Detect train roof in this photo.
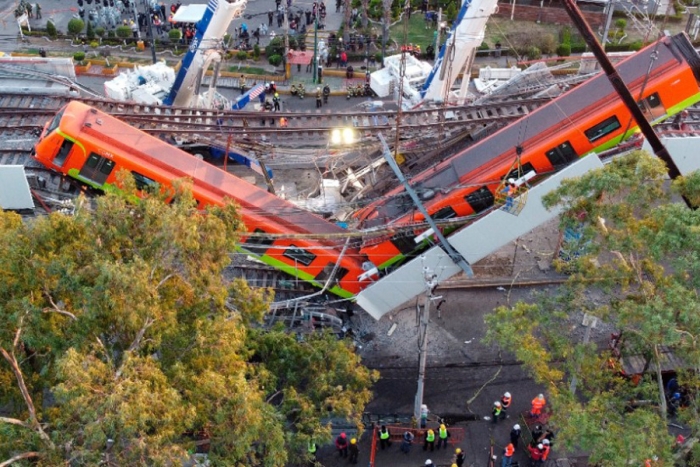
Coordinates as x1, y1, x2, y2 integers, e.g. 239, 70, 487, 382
370, 33, 700, 225
60, 101, 347, 236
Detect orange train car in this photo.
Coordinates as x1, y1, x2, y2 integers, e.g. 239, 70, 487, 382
33, 101, 369, 298
355, 33, 700, 270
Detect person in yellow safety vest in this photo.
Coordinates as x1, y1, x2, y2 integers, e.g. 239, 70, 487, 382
492, 401, 502, 424
530, 393, 546, 418
307, 440, 317, 466
436, 423, 450, 449
423, 428, 435, 452
502, 442, 515, 467
378, 425, 391, 450
500, 391, 512, 420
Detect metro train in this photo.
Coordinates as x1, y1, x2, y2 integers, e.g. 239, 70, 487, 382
33, 101, 369, 298
355, 33, 700, 270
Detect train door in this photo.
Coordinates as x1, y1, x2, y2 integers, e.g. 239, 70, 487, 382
79, 153, 116, 186
53, 138, 74, 168
638, 92, 665, 122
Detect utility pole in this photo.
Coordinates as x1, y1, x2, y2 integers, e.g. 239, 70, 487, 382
600, 0, 615, 50
313, 15, 319, 83
434, 8, 442, 60
414, 267, 440, 421
145, 0, 157, 64
284, 6, 290, 79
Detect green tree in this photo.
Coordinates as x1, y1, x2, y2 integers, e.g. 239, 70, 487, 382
116, 25, 131, 39
67, 18, 85, 38
168, 27, 182, 42
0, 174, 375, 466
46, 20, 57, 38
86, 20, 95, 39
485, 151, 700, 466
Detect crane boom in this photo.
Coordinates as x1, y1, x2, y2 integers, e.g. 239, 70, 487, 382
420, 0, 498, 103
164, 0, 247, 107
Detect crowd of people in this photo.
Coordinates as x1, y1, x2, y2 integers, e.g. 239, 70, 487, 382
314, 392, 556, 467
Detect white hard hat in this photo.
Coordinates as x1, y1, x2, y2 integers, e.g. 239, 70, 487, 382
271, 81, 274, 84
504, 392, 511, 398
537, 444, 543, 449
513, 424, 520, 430
425, 460, 433, 465
508, 178, 515, 184
538, 393, 544, 398
494, 401, 501, 406
543, 439, 550, 445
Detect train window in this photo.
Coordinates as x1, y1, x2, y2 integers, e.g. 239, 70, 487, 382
244, 228, 274, 255
79, 153, 116, 186
584, 116, 621, 142
638, 92, 665, 121
132, 171, 157, 191
391, 233, 418, 255
53, 138, 74, 168
465, 186, 495, 214
283, 245, 316, 266
46, 109, 64, 135
505, 162, 535, 181
432, 206, 457, 220
545, 141, 578, 168
316, 263, 349, 284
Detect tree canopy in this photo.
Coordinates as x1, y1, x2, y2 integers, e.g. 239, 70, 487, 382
485, 151, 700, 466
0, 174, 376, 466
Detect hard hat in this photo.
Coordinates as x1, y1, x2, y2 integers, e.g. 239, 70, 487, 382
543, 439, 550, 445
494, 401, 501, 407
452, 465, 458, 467
513, 424, 520, 430
504, 392, 511, 398
425, 460, 433, 465
673, 392, 681, 399
271, 81, 274, 84
421, 404, 428, 409
537, 443, 543, 449
508, 178, 515, 184
455, 448, 462, 454
340, 432, 346, 438
317, 87, 321, 90
274, 92, 279, 97
440, 424, 446, 430
538, 393, 544, 399
351, 438, 356, 444
428, 429, 434, 434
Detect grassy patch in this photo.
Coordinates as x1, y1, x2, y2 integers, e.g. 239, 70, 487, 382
389, 15, 437, 49
227, 66, 268, 75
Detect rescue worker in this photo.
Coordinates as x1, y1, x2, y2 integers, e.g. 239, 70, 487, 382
322, 83, 330, 104
35, 3, 41, 19
492, 401, 502, 423
530, 393, 546, 418
279, 116, 288, 127
273, 92, 280, 111
348, 437, 359, 464
502, 442, 515, 467
532, 425, 543, 444
510, 424, 522, 448
400, 430, 414, 454
420, 404, 429, 428
335, 432, 348, 458
239, 74, 246, 95
423, 428, 435, 451
454, 447, 465, 467
378, 425, 391, 450
307, 440, 317, 467
269, 81, 277, 93
528, 443, 544, 467
436, 423, 449, 449
501, 391, 512, 419
541, 439, 551, 461
316, 87, 322, 108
